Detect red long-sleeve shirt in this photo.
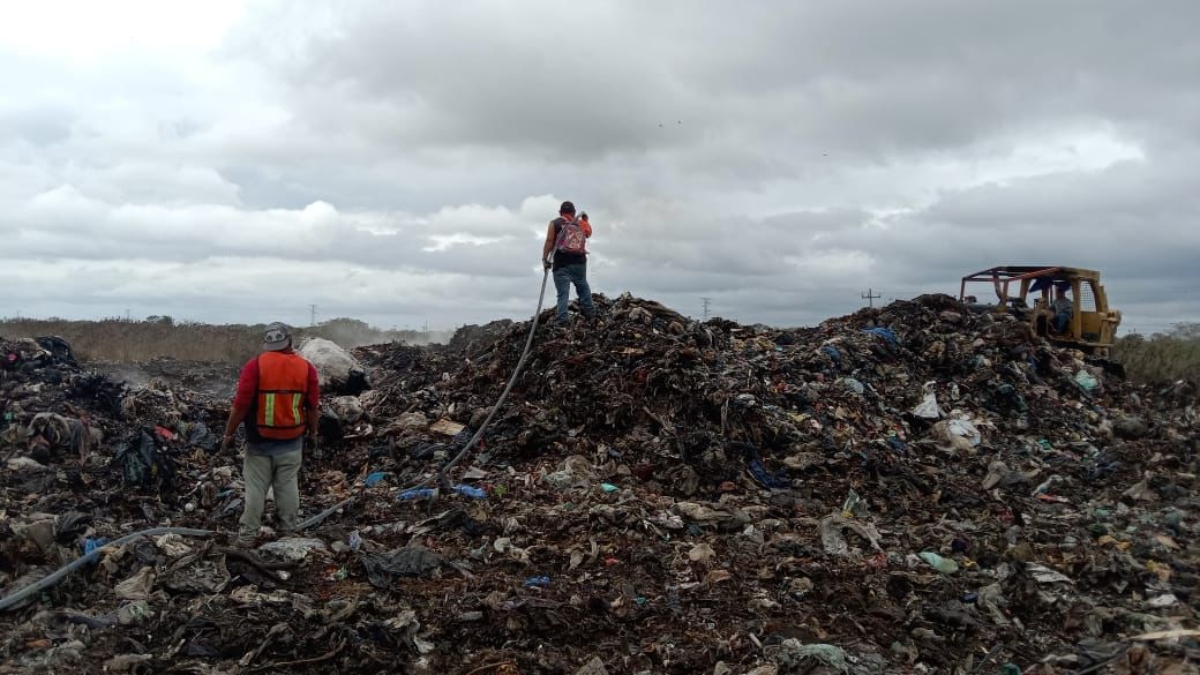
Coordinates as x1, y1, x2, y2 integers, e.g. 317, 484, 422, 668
233, 351, 320, 411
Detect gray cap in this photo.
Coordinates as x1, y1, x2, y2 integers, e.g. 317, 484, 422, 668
262, 322, 293, 351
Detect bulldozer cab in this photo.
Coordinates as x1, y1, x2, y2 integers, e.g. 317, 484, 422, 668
959, 266, 1122, 356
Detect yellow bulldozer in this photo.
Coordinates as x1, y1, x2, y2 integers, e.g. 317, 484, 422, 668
959, 265, 1122, 356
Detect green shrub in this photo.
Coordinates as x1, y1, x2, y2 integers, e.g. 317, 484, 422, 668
1113, 330, 1200, 384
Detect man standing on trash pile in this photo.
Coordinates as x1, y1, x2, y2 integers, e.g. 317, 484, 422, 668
542, 200, 597, 326
220, 322, 319, 548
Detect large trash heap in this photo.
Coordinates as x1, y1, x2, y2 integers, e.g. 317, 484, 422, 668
1, 294, 1198, 674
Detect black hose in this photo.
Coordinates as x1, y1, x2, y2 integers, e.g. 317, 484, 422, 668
296, 495, 357, 531
437, 266, 551, 479
0, 527, 214, 612
1, 270, 553, 610
299, 267, 552, 527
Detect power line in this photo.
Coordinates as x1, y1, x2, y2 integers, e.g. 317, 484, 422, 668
700, 297, 712, 320
860, 288, 881, 308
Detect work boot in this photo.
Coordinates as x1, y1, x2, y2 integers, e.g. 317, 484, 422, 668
233, 536, 257, 549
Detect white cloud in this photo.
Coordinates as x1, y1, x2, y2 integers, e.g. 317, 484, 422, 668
0, 0, 246, 62
0, 0, 1197, 336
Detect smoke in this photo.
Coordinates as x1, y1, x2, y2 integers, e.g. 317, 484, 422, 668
92, 363, 150, 389
299, 320, 454, 350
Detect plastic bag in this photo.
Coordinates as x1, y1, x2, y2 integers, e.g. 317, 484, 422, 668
911, 382, 945, 419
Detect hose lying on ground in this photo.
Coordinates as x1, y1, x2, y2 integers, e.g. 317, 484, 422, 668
296, 495, 358, 531
0, 527, 214, 612
436, 265, 551, 480
1, 269, 553, 609
301, 266, 554, 530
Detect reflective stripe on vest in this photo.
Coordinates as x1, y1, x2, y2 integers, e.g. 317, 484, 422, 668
259, 391, 303, 428
264, 392, 277, 425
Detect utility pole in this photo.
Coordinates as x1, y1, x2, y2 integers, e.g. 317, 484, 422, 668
125, 308, 131, 322
700, 297, 712, 320
423, 320, 429, 333
309, 304, 318, 327
861, 288, 881, 308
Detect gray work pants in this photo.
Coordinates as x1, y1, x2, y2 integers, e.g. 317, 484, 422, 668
238, 448, 302, 540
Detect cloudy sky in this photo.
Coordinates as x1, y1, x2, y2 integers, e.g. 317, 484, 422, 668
1, 0, 1197, 335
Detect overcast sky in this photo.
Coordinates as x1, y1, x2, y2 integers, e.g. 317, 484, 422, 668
1, 0, 1197, 335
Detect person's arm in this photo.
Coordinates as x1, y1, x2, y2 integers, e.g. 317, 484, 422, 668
541, 221, 556, 266
305, 363, 320, 439
221, 359, 258, 450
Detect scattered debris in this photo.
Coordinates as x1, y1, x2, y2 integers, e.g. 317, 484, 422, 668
3, 292, 1199, 673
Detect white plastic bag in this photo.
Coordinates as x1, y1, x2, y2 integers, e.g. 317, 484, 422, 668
911, 381, 945, 419
298, 337, 362, 389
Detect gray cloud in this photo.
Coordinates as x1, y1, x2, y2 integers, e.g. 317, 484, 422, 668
239, 0, 1200, 163
0, 106, 75, 146
0, 0, 1197, 337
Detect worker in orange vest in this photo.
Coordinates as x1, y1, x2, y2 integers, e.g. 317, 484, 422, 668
221, 322, 320, 548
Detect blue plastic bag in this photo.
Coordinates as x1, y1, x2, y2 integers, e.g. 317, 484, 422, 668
861, 327, 899, 347
452, 484, 486, 499
748, 459, 789, 489
364, 471, 389, 487
820, 345, 842, 366
399, 488, 437, 500
83, 537, 109, 555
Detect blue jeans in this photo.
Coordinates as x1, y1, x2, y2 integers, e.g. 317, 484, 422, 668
552, 263, 595, 323
1053, 311, 1070, 333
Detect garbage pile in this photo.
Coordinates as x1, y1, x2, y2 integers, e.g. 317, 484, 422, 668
447, 318, 517, 357
1, 294, 1198, 675
2, 337, 123, 466
2, 337, 233, 522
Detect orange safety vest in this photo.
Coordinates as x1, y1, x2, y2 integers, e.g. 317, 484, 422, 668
254, 351, 311, 440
